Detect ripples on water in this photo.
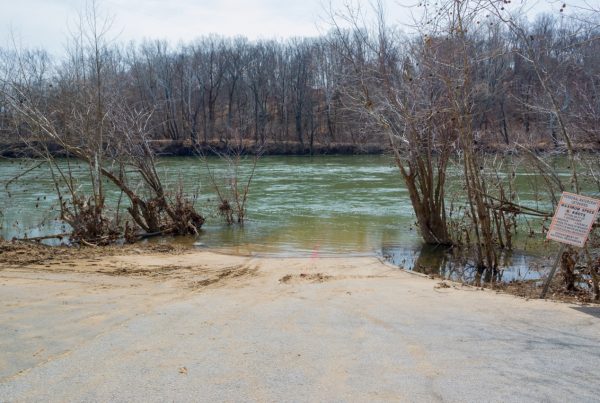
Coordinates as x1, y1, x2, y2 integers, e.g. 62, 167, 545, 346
0, 155, 563, 282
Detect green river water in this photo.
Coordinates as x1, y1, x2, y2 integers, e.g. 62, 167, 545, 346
0, 155, 582, 281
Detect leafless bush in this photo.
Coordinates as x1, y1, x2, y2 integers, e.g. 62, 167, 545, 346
102, 105, 206, 238
202, 144, 261, 225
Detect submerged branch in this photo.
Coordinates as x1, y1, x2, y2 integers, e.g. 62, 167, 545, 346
483, 193, 553, 218
13, 233, 70, 242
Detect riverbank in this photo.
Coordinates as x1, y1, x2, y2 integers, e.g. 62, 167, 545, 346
0, 139, 387, 158
1, 241, 599, 401
2, 138, 600, 158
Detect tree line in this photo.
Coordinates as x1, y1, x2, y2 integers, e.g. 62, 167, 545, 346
1, 7, 599, 155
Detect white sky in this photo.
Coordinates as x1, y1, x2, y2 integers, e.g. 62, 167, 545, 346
1, 0, 596, 56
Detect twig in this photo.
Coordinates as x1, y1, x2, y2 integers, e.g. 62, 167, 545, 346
4, 161, 46, 189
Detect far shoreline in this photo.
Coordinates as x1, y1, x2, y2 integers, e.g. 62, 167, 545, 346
2, 139, 600, 158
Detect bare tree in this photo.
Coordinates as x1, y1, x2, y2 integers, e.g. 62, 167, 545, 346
329, 2, 456, 245
1, 1, 206, 244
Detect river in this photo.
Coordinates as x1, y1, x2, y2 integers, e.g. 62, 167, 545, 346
0, 155, 577, 281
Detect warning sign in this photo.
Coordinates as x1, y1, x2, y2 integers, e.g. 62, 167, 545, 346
546, 192, 600, 247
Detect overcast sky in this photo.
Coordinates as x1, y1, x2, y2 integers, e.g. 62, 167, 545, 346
1, 0, 595, 56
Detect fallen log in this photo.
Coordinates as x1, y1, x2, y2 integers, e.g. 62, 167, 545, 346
135, 229, 175, 240
12, 233, 70, 243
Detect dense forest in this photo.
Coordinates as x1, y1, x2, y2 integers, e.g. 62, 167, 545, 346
1, 4, 599, 155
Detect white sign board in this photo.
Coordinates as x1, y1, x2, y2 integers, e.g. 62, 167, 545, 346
546, 192, 600, 248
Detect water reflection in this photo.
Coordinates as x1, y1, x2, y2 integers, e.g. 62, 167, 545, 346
382, 243, 547, 284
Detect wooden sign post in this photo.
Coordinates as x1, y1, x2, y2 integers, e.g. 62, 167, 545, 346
540, 192, 600, 299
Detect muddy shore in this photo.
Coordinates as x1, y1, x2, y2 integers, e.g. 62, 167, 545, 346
0, 241, 596, 304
